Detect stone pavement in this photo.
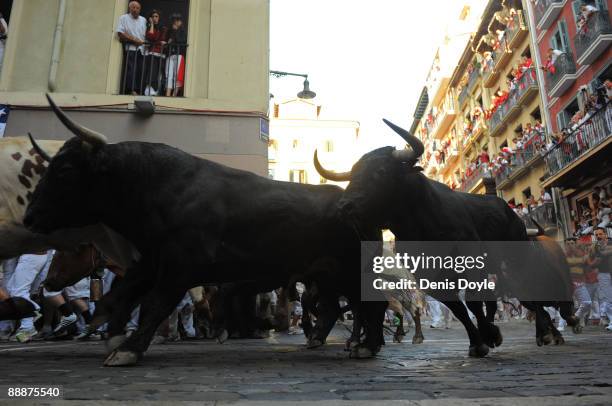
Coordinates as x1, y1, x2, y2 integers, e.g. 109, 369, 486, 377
0, 320, 611, 405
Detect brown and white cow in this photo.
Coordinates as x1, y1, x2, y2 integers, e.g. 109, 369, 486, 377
0, 136, 138, 267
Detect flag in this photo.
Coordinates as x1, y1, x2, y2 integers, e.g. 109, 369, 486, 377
0, 104, 9, 138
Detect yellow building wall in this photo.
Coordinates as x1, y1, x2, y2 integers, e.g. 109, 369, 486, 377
0, 0, 269, 114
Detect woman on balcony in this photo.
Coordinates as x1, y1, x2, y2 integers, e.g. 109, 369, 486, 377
144, 10, 167, 96
165, 13, 187, 97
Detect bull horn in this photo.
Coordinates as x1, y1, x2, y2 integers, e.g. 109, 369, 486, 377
46, 93, 108, 147
313, 150, 352, 182
382, 118, 424, 159
27, 132, 52, 162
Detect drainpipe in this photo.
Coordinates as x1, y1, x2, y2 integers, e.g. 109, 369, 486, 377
525, 0, 553, 138
48, 0, 67, 92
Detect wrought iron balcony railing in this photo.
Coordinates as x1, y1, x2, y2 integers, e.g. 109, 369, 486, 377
459, 165, 492, 193
494, 133, 544, 186
574, 11, 612, 65
545, 52, 576, 94
120, 42, 188, 97
535, 0, 564, 29
544, 102, 612, 177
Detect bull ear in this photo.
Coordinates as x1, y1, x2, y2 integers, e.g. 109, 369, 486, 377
46, 94, 108, 149
28, 133, 53, 162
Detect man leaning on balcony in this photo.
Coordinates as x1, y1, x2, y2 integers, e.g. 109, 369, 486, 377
117, 1, 147, 95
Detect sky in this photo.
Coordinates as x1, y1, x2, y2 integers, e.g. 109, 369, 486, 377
270, 0, 460, 154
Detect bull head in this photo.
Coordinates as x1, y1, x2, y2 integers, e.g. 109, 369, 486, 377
314, 119, 424, 181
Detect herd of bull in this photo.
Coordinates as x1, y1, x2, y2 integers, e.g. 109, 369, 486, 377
0, 94, 579, 366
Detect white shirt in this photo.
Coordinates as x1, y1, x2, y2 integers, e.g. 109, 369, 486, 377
550, 49, 564, 65
117, 13, 146, 52
542, 192, 552, 202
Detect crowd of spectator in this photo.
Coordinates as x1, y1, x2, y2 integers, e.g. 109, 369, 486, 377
573, 186, 611, 239
118, 1, 187, 97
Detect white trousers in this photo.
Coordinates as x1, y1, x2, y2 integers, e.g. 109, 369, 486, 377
585, 282, 600, 319
573, 283, 593, 321
598, 273, 612, 325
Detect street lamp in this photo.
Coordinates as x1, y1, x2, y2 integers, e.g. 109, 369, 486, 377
270, 70, 317, 100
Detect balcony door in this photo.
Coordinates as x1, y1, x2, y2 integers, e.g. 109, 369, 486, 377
550, 20, 571, 53
140, 0, 190, 33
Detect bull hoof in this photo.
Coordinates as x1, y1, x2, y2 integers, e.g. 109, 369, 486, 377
541, 332, 554, 346
468, 344, 489, 358
349, 345, 375, 359
412, 335, 424, 344
565, 316, 579, 328
307, 338, 324, 349
553, 334, 565, 345
536, 336, 544, 346
105, 335, 127, 354
480, 324, 503, 348
103, 350, 140, 367
393, 334, 405, 343
572, 324, 583, 334
345, 339, 359, 351
216, 329, 229, 344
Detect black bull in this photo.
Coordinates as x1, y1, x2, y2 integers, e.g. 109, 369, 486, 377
23, 95, 387, 366
315, 119, 578, 356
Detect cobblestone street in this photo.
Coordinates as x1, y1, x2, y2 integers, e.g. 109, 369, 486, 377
0, 320, 611, 405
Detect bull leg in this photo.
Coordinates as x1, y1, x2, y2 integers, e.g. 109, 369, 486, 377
443, 300, 488, 357
393, 312, 405, 343
466, 299, 502, 349
522, 302, 555, 346
411, 307, 424, 344
346, 309, 362, 351
104, 285, 185, 367
97, 270, 153, 342
306, 293, 340, 349
350, 300, 387, 359
300, 289, 317, 341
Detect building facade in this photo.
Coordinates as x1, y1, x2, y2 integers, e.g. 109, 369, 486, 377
268, 98, 359, 186
415, 0, 563, 236
0, 0, 270, 175
529, 0, 611, 238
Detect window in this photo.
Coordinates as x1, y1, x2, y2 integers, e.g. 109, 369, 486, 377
319, 176, 327, 184
572, 1, 608, 28
521, 47, 531, 58
292, 139, 300, 149
267, 168, 275, 180
324, 140, 334, 152
119, 0, 191, 97
530, 107, 541, 121
289, 169, 307, 184
522, 187, 532, 200
557, 97, 579, 130
550, 20, 570, 53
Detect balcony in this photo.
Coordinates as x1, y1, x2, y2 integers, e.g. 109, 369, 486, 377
439, 140, 460, 174
459, 165, 493, 194
546, 52, 577, 98
535, 0, 566, 31
461, 115, 487, 153
506, 11, 528, 50
519, 203, 557, 230
488, 69, 539, 137
466, 67, 481, 93
120, 42, 188, 97
430, 92, 457, 140
458, 86, 469, 109
574, 11, 612, 66
494, 135, 544, 189
482, 51, 500, 88
544, 102, 612, 178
